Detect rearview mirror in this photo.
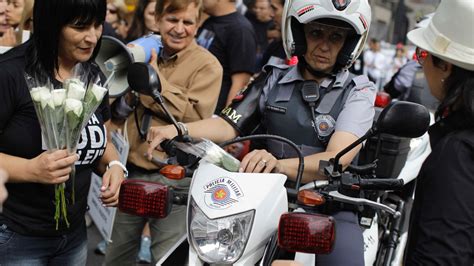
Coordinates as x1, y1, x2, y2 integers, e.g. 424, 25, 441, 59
126, 62, 185, 137
332, 101, 430, 173
376, 101, 430, 138
127, 62, 162, 99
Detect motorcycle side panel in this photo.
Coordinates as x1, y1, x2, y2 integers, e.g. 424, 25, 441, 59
363, 214, 379, 266
395, 132, 431, 185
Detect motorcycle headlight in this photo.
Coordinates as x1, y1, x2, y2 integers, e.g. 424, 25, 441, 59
188, 198, 255, 264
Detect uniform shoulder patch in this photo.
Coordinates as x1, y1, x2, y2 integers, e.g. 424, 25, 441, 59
221, 107, 243, 124
352, 75, 375, 93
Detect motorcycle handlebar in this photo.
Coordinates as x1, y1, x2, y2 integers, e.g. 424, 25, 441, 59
160, 139, 174, 155
345, 161, 377, 175
358, 178, 404, 190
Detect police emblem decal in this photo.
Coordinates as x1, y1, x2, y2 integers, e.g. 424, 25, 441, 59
204, 177, 244, 209
315, 114, 336, 137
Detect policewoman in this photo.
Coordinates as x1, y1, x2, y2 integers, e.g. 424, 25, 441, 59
147, 0, 376, 264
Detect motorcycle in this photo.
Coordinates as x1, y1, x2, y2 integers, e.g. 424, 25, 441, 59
362, 92, 433, 266
117, 63, 430, 265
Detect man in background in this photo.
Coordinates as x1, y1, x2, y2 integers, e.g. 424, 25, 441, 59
197, 0, 257, 113
364, 38, 386, 89
105, 0, 222, 263
246, 0, 273, 70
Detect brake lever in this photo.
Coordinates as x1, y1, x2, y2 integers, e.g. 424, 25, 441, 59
328, 191, 400, 217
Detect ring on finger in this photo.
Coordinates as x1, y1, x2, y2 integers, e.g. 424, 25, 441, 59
259, 159, 268, 167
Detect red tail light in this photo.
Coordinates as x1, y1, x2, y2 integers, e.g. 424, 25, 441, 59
159, 165, 185, 180
278, 212, 335, 254
375, 91, 391, 108
118, 180, 173, 218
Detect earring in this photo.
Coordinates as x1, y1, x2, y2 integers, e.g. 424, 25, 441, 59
441, 78, 445, 83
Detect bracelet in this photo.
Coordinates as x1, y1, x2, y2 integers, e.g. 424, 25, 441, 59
107, 160, 129, 178
176, 122, 188, 136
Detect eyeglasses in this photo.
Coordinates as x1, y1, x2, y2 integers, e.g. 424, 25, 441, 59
416, 47, 429, 66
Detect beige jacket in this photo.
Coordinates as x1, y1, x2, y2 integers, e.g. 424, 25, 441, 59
126, 40, 222, 169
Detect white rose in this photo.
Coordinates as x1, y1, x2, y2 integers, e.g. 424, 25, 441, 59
65, 98, 83, 117
67, 83, 86, 101
65, 78, 84, 90
30, 86, 50, 102
90, 84, 107, 102
39, 90, 54, 110
52, 89, 67, 107
203, 146, 225, 164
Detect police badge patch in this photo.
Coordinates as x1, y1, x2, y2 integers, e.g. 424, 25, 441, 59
315, 114, 336, 137
203, 177, 244, 209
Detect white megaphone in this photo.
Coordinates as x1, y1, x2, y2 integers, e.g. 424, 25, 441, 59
95, 34, 162, 97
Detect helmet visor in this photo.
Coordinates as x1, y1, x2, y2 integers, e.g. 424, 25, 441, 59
304, 21, 352, 44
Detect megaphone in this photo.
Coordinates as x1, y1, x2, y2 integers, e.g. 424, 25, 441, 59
95, 34, 162, 97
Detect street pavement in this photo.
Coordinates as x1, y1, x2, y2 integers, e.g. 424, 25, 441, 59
86, 218, 152, 266
86, 221, 106, 266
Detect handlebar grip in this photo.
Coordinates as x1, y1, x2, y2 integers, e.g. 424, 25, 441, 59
358, 178, 404, 190
160, 139, 176, 156
346, 162, 377, 175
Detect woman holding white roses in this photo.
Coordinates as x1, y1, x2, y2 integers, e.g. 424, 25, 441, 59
0, 0, 125, 265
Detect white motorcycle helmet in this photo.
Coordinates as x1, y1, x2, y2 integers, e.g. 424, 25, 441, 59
282, 0, 371, 69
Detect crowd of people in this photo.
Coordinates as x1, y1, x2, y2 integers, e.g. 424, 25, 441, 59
0, 0, 33, 47
0, 0, 473, 265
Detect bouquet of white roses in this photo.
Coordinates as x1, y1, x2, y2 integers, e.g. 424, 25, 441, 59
64, 72, 108, 203
25, 64, 109, 229
26, 73, 69, 229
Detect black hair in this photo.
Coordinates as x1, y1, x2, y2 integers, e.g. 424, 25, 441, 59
432, 56, 474, 123
126, 0, 156, 42
26, 0, 106, 80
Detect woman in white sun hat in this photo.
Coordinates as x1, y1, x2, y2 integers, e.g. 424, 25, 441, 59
404, 0, 474, 264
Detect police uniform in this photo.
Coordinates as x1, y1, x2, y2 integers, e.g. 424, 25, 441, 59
220, 63, 376, 265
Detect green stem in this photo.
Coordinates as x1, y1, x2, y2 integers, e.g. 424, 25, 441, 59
54, 183, 70, 230
54, 185, 60, 230
71, 166, 76, 204
61, 183, 70, 228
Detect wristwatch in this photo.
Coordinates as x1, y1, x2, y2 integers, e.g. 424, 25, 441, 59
176, 122, 188, 136
107, 160, 128, 178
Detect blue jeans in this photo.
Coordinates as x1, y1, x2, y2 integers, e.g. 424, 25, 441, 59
0, 222, 87, 266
